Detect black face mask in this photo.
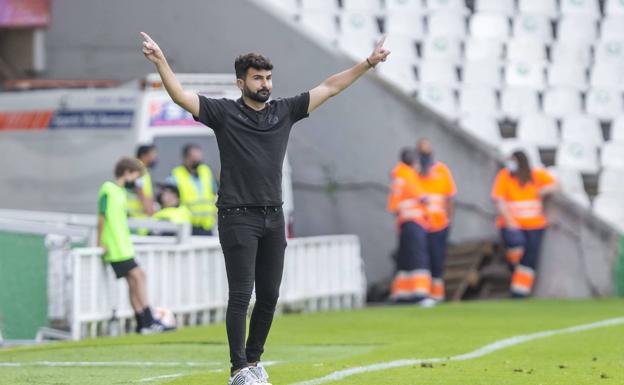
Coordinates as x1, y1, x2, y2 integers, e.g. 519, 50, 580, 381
419, 153, 434, 174
124, 180, 137, 190
147, 160, 158, 170
189, 161, 202, 171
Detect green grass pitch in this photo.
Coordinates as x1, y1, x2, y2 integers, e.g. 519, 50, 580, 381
0, 299, 622, 384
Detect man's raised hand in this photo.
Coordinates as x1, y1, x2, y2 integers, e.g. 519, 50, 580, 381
140, 32, 164, 64
368, 35, 391, 66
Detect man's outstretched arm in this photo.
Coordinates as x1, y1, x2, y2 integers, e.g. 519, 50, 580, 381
308, 36, 390, 113
140, 32, 199, 117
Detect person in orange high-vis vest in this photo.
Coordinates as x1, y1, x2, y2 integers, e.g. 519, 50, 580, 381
387, 148, 431, 303
415, 138, 457, 302
491, 150, 559, 298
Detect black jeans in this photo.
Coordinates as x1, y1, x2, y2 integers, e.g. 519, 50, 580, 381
218, 206, 286, 372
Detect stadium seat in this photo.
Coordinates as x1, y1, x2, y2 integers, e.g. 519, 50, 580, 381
500, 140, 544, 167
518, 0, 558, 19
593, 192, 624, 231
464, 38, 504, 62
605, 0, 624, 16
463, 59, 503, 88
610, 116, 624, 142
459, 114, 503, 145
551, 41, 593, 67
339, 11, 381, 37
595, 39, 624, 64
299, 11, 338, 41
427, 12, 467, 39
547, 63, 588, 90
475, 0, 516, 16
601, 142, 624, 169
586, 88, 624, 121
342, 0, 382, 12
417, 83, 458, 118
384, 14, 426, 40
459, 86, 500, 117
590, 62, 624, 90
512, 14, 554, 43
300, 0, 339, 12
600, 16, 624, 39
425, 0, 469, 15
560, 0, 601, 20
543, 89, 583, 120
555, 140, 600, 173
517, 114, 559, 148
469, 12, 511, 41
338, 35, 376, 59
385, 0, 426, 14
419, 60, 459, 87
561, 115, 604, 145
501, 87, 540, 120
548, 167, 591, 207
377, 59, 418, 94
421, 36, 462, 64
599, 169, 624, 191
507, 38, 547, 63
384, 34, 418, 59
557, 17, 598, 45
505, 61, 546, 90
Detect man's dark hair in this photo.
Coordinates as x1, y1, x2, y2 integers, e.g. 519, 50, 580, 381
114, 157, 144, 178
234, 53, 273, 80
182, 143, 201, 159
400, 147, 416, 165
136, 144, 156, 159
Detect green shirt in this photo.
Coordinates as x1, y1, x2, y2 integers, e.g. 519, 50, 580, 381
98, 181, 134, 263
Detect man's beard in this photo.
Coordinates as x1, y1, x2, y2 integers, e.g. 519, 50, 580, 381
243, 86, 271, 103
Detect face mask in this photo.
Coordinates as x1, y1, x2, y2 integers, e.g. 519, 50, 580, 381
419, 153, 433, 173
124, 180, 137, 190
506, 159, 519, 173
190, 161, 202, 170
148, 160, 157, 169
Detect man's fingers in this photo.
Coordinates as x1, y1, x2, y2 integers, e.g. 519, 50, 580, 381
375, 34, 387, 49
140, 31, 154, 43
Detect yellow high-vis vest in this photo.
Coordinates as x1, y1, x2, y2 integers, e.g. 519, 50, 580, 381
172, 165, 217, 230
127, 169, 153, 218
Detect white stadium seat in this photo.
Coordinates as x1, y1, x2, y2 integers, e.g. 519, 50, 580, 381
598, 169, 624, 192
463, 59, 503, 88
555, 141, 600, 173
543, 88, 583, 120
377, 59, 418, 94
548, 63, 588, 90
459, 86, 500, 117
425, 0, 469, 15
590, 62, 624, 90
561, 115, 604, 145
505, 61, 546, 90
418, 84, 458, 118
384, 34, 418, 59
385, 14, 426, 40
427, 12, 467, 39
551, 41, 593, 67
464, 38, 504, 62
610, 116, 624, 142
469, 12, 511, 41
601, 142, 624, 169
501, 87, 540, 120
605, 0, 624, 16
548, 167, 591, 207
593, 192, 624, 231
560, 0, 601, 20
476, 0, 516, 16
338, 35, 376, 58
601, 16, 624, 39
516, 114, 559, 148
340, 11, 380, 37
586, 88, 623, 120
342, 0, 382, 12
300, 0, 339, 12
299, 11, 339, 41
518, 0, 558, 19
595, 39, 624, 64
507, 38, 547, 63
421, 36, 462, 63
385, 0, 426, 14
512, 14, 554, 43
419, 60, 459, 86
557, 17, 598, 45
459, 115, 503, 145
500, 140, 543, 167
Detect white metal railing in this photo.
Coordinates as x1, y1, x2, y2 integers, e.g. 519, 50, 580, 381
63, 235, 364, 340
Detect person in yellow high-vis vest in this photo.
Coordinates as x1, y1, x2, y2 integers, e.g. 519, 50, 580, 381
126, 145, 158, 235
168, 144, 217, 235
153, 184, 192, 229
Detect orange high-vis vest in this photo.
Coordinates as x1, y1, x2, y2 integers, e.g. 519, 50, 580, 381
387, 162, 427, 228
416, 162, 457, 232
491, 168, 557, 230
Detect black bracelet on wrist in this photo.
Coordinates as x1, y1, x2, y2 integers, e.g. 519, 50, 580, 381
366, 57, 376, 68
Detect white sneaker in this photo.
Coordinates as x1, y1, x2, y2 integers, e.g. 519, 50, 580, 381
228, 367, 262, 385
249, 363, 271, 384
417, 298, 438, 308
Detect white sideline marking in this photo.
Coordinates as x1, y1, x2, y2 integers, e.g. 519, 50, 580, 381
290, 317, 624, 385
135, 373, 183, 383
0, 361, 220, 368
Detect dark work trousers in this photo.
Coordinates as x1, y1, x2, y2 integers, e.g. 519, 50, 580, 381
218, 206, 286, 372
428, 227, 449, 280
192, 226, 213, 236
397, 221, 429, 272
501, 227, 545, 297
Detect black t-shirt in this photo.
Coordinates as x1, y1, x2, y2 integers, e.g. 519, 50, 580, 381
193, 92, 310, 208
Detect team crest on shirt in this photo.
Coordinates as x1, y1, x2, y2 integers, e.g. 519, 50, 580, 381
268, 114, 279, 125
